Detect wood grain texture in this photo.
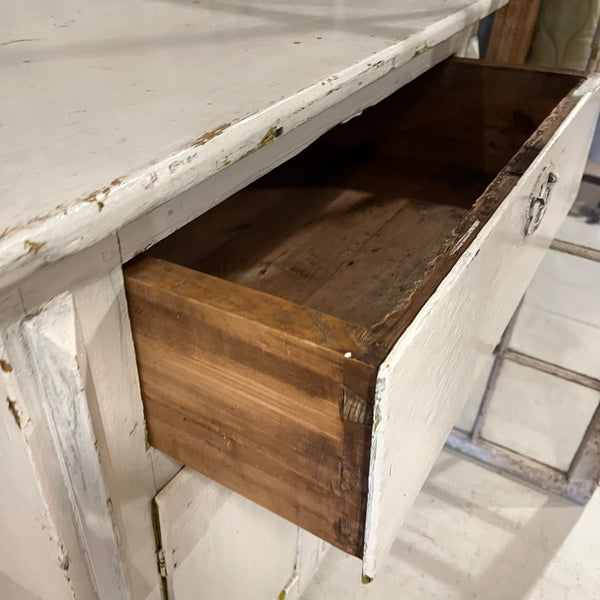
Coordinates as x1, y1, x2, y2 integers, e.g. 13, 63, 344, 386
124, 61, 598, 568
486, 0, 542, 64
126, 258, 375, 555
150, 60, 581, 342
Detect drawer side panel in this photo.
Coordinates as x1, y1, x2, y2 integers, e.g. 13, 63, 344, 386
125, 259, 375, 555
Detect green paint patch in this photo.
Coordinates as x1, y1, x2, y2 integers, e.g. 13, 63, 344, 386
362, 574, 373, 584
24, 239, 46, 255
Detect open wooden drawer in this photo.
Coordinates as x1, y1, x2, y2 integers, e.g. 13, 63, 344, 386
124, 59, 599, 578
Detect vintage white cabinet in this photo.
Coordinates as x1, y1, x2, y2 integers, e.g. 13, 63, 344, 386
1, 1, 598, 599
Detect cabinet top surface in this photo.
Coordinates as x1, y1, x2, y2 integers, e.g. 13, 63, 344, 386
0, 0, 504, 284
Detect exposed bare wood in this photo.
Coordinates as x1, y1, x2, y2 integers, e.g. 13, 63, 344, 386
125, 258, 375, 556
486, 0, 542, 65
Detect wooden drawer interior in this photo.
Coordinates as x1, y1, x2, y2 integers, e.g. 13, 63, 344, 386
125, 59, 583, 557
143, 61, 580, 330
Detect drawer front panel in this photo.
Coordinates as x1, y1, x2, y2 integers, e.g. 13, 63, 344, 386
363, 87, 600, 578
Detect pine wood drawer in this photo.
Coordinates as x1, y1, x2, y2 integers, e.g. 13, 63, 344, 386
124, 60, 599, 578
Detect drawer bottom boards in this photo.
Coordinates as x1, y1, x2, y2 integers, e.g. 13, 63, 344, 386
124, 59, 598, 576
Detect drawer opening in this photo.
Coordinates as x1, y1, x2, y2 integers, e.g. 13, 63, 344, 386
142, 60, 582, 332
124, 59, 585, 558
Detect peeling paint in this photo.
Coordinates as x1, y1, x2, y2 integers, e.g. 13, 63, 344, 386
451, 220, 480, 255
2, 157, 138, 260
240, 125, 283, 160
133, 242, 152, 257
258, 125, 281, 148
412, 42, 431, 59
24, 239, 46, 255
80, 177, 123, 212
0, 359, 12, 372
373, 404, 382, 431
191, 122, 231, 148
59, 554, 70, 571
6, 396, 20, 429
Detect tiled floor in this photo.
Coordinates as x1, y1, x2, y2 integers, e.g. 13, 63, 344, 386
302, 450, 600, 600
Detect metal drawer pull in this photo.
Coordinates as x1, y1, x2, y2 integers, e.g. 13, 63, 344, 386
525, 171, 558, 236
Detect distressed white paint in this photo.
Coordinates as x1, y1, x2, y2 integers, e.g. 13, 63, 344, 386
118, 25, 475, 263
0, 0, 506, 286
153, 466, 329, 600
481, 361, 599, 471
19, 293, 129, 599
0, 289, 101, 599
362, 78, 600, 579
0, 337, 78, 600
16, 236, 178, 599
155, 468, 302, 600
287, 533, 331, 600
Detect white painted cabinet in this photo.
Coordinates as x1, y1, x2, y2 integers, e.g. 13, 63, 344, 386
154, 469, 329, 600
5, 1, 600, 598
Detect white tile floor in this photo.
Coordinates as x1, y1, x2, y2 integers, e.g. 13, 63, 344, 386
302, 450, 600, 599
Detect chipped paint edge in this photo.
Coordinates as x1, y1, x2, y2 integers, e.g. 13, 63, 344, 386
361, 78, 600, 579
21, 293, 131, 599
0, 0, 508, 288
